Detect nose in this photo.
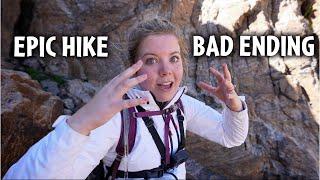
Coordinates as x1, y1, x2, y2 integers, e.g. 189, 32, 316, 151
159, 60, 173, 76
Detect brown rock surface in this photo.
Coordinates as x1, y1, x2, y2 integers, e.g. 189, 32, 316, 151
1, 0, 319, 179
1, 69, 64, 175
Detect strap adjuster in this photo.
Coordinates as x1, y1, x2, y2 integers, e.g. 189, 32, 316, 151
164, 104, 179, 114
171, 104, 179, 111
156, 169, 164, 177
177, 115, 184, 122
115, 154, 123, 161
145, 168, 164, 178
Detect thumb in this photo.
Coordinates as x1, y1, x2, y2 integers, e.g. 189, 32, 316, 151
121, 97, 149, 109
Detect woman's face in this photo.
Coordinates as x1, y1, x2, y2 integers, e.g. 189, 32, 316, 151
136, 34, 183, 102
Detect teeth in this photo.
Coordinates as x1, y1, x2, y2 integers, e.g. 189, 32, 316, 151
161, 82, 171, 85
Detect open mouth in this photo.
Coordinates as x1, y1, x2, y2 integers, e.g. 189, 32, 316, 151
157, 82, 173, 91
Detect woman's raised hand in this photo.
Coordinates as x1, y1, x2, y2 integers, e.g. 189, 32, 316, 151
197, 63, 243, 112
67, 60, 148, 135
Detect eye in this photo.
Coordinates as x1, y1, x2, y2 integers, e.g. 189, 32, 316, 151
145, 57, 158, 65
170, 55, 180, 63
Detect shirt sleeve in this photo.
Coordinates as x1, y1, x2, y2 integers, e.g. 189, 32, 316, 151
184, 95, 249, 148
3, 115, 89, 179
4, 113, 121, 179
67, 113, 121, 179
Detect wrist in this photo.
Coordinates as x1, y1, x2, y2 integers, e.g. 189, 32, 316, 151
67, 111, 93, 136
226, 96, 243, 112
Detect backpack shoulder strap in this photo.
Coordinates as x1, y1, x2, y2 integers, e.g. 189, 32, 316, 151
175, 99, 185, 150
118, 107, 137, 153
176, 98, 184, 113
108, 106, 137, 179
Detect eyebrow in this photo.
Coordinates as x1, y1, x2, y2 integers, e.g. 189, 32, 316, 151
142, 51, 180, 57
170, 51, 180, 55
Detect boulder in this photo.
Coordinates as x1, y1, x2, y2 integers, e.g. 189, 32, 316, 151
1, 69, 64, 175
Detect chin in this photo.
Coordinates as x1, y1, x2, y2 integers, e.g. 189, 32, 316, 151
153, 87, 179, 102
155, 93, 175, 102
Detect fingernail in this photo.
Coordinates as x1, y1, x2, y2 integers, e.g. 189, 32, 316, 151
134, 61, 141, 67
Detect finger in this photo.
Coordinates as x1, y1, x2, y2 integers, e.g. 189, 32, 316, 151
197, 82, 218, 94
114, 60, 143, 85
121, 97, 149, 109
225, 81, 235, 93
226, 91, 238, 100
222, 63, 232, 81
118, 74, 148, 94
210, 66, 224, 83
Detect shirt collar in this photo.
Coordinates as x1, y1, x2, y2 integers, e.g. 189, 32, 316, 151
126, 86, 187, 111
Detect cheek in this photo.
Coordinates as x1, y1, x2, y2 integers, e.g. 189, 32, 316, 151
137, 68, 156, 88
174, 63, 184, 80
137, 68, 153, 79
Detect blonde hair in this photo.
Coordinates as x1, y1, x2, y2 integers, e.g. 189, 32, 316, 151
128, 18, 188, 74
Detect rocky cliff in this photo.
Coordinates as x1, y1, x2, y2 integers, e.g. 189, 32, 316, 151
1, 0, 319, 178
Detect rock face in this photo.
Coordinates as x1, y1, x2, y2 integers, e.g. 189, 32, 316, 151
1, 0, 21, 58
1, 69, 64, 175
1, 0, 319, 179
61, 79, 100, 112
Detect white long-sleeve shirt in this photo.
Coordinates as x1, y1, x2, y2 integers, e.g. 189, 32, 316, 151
4, 86, 249, 179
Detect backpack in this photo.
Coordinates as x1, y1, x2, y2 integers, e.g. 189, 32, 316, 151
90, 98, 187, 180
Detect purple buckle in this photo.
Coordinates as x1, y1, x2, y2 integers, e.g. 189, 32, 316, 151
164, 108, 170, 114
132, 112, 138, 118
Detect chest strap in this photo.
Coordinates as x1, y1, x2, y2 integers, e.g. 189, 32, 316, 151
133, 103, 179, 118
